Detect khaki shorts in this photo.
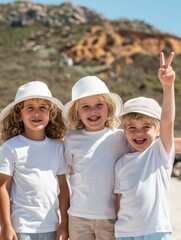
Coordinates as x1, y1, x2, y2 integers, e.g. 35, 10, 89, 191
69, 215, 116, 240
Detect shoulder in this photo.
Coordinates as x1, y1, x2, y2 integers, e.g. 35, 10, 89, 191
109, 128, 127, 148
65, 130, 80, 138
46, 138, 63, 149
64, 130, 83, 143
0, 137, 20, 157
111, 128, 125, 138
1, 135, 20, 149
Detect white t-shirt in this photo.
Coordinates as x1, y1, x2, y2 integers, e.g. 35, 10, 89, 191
0, 135, 68, 233
64, 127, 128, 219
114, 138, 175, 237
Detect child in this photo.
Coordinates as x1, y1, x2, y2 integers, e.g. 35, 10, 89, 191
114, 52, 175, 239
0, 81, 70, 240
62, 76, 129, 240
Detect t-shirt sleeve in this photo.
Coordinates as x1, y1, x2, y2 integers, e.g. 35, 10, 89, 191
157, 138, 175, 168
114, 160, 122, 194
0, 143, 15, 176
57, 144, 69, 175
63, 136, 73, 166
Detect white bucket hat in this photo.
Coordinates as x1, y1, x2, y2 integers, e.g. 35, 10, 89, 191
120, 96, 162, 120
62, 76, 123, 121
0, 81, 64, 122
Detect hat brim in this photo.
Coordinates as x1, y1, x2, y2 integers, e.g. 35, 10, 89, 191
0, 95, 64, 122
62, 92, 123, 121
120, 109, 161, 120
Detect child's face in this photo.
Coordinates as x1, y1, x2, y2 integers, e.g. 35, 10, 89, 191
77, 95, 109, 132
20, 98, 50, 140
124, 118, 159, 152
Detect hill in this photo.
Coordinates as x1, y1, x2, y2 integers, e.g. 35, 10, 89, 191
0, 1, 181, 135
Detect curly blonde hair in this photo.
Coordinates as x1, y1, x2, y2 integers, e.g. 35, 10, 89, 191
66, 94, 120, 130
0, 99, 66, 142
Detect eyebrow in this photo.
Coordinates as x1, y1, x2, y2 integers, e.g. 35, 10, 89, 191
23, 102, 48, 107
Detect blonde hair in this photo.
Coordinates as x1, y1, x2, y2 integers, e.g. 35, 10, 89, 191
0, 99, 66, 142
67, 94, 120, 130
121, 112, 160, 132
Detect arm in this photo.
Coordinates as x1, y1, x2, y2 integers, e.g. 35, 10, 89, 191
116, 193, 121, 216
174, 138, 181, 153
56, 174, 70, 240
158, 52, 175, 154
0, 173, 17, 240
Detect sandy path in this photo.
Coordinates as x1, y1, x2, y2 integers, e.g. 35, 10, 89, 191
170, 177, 181, 240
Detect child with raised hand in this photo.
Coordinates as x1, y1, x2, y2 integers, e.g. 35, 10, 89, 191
62, 76, 128, 240
0, 81, 70, 240
114, 52, 175, 240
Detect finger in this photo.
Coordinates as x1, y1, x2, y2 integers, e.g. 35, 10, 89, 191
160, 52, 165, 67
164, 66, 173, 74
165, 52, 174, 68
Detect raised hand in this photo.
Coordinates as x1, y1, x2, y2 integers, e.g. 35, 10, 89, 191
158, 52, 175, 86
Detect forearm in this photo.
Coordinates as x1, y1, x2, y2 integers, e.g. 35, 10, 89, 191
0, 175, 12, 229
0, 190, 11, 225
174, 138, 181, 153
161, 84, 175, 126
160, 84, 175, 154
59, 185, 70, 224
58, 174, 70, 224
116, 194, 121, 217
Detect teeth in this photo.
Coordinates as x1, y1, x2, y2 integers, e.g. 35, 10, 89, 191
135, 139, 145, 144
89, 116, 99, 120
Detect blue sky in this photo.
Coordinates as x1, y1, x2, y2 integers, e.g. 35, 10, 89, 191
1, 0, 181, 37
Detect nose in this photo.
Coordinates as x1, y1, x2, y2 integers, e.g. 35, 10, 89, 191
135, 129, 144, 134
90, 106, 97, 113
33, 109, 40, 116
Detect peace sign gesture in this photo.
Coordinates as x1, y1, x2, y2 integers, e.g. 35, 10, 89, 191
158, 52, 175, 86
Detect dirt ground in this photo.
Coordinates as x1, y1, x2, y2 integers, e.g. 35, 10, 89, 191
170, 177, 181, 240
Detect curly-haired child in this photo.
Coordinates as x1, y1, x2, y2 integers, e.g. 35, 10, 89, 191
0, 81, 70, 240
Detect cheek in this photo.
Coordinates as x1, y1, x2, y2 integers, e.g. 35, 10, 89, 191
77, 110, 86, 119
102, 106, 109, 115
20, 112, 27, 121
152, 127, 159, 137
124, 131, 131, 140
45, 112, 50, 119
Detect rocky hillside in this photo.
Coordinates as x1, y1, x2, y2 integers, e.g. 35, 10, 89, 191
0, 1, 181, 135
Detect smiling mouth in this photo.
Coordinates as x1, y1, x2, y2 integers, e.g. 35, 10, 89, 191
32, 119, 42, 123
134, 138, 146, 144
88, 116, 100, 122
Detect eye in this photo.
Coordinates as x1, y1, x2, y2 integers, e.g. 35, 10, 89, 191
143, 125, 151, 130
40, 106, 49, 111
142, 124, 154, 132
25, 106, 34, 111
126, 126, 136, 131
82, 105, 89, 110
96, 103, 104, 108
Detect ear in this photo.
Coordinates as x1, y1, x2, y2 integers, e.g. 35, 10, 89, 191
156, 129, 160, 137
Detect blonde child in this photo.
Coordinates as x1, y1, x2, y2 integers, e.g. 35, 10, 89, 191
0, 81, 70, 240
114, 52, 175, 239
62, 76, 128, 240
